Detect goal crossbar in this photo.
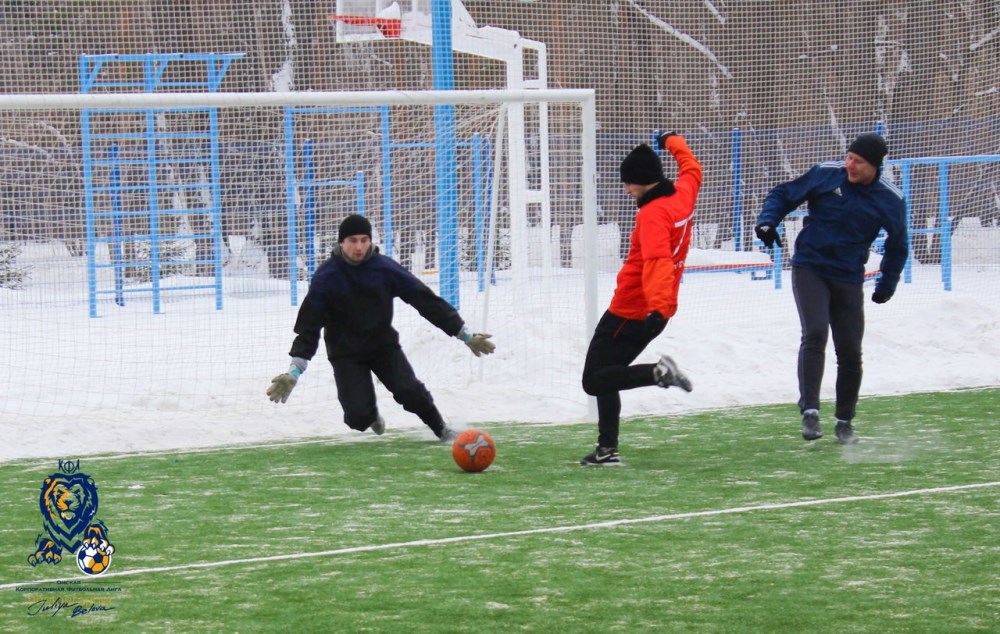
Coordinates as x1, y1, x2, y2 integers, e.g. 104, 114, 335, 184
0, 88, 600, 354
0, 89, 595, 110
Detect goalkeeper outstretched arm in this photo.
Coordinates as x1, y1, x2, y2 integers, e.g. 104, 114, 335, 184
267, 357, 308, 404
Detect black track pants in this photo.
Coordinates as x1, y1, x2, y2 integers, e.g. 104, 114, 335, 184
581, 310, 664, 448
331, 346, 446, 434
791, 266, 865, 422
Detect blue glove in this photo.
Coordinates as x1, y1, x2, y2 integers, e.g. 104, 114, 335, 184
755, 224, 782, 249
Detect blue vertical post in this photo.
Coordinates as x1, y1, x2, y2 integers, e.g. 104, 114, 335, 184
146, 110, 162, 315
900, 162, 913, 284
939, 163, 952, 291
381, 106, 394, 258
356, 171, 366, 217
109, 145, 125, 307
209, 108, 224, 310
732, 128, 743, 251
284, 107, 299, 305
432, 0, 460, 308
82, 110, 98, 318
773, 242, 784, 290
472, 133, 485, 292
303, 139, 316, 280
482, 136, 497, 287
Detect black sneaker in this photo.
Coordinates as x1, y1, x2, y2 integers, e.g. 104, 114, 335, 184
579, 446, 622, 466
801, 412, 823, 441
438, 427, 458, 443
835, 420, 859, 445
369, 414, 385, 436
653, 355, 693, 392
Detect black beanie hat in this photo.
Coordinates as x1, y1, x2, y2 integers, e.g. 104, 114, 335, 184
338, 214, 372, 243
847, 133, 888, 168
620, 144, 665, 185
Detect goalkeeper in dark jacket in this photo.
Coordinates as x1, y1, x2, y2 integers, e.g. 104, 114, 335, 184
267, 214, 495, 441
755, 133, 908, 444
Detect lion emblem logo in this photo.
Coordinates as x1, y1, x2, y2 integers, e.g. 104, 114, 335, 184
28, 459, 115, 575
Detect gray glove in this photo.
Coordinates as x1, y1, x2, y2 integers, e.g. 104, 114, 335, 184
267, 373, 297, 403
267, 357, 308, 404
458, 327, 496, 357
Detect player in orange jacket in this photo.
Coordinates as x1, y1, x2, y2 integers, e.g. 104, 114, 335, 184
579, 132, 702, 466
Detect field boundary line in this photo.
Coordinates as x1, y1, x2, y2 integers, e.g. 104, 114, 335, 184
4, 480, 998, 589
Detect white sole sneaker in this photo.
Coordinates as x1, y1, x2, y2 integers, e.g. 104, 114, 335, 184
654, 355, 693, 392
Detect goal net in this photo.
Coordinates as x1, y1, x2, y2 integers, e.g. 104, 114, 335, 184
1, 1, 999, 460
0, 89, 599, 446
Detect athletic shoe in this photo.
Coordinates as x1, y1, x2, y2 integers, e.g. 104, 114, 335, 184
438, 427, 458, 443
579, 446, 623, 466
653, 355, 693, 392
835, 420, 859, 445
801, 412, 823, 441
370, 414, 385, 436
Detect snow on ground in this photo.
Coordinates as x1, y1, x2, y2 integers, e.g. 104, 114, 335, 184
2, 231, 999, 463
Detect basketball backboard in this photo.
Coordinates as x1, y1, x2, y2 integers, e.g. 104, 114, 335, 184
333, 0, 432, 43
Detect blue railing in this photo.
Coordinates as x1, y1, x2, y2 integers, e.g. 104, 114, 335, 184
889, 154, 1000, 291
82, 53, 240, 317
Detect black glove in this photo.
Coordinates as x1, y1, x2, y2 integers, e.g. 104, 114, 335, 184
656, 131, 678, 149
755, 224, 782, 249
644, 311, 667, 336
871, 289, 892, 304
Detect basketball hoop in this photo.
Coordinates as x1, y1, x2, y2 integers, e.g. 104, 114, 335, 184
331, 15, 402, 39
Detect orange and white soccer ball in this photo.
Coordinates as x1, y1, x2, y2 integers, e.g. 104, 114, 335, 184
451, 429, 496, 472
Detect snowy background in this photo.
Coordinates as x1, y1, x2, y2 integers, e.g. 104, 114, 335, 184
2, 224, 999, 464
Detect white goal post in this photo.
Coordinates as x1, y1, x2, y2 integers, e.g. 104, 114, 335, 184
0, 88, 601, 439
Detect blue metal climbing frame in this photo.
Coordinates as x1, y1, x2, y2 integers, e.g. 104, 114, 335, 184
81, 53, 243, 317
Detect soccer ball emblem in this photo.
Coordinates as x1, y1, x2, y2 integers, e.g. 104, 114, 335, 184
76, 545, 112, 576
451, 429, 496, 472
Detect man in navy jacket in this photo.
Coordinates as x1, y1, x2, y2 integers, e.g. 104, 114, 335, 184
267, 214, 495, 441
755, 133, 908, 444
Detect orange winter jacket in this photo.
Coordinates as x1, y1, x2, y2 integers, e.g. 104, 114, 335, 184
608, 135, 702, 320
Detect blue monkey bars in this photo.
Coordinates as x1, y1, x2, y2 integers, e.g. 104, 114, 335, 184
81, 53, 243, 317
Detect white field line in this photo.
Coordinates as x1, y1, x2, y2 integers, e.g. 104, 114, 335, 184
4, 480, 999, 590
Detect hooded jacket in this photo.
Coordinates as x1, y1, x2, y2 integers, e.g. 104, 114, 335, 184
289, 247, 464, 360
608, 135, 702, 320
757, 161, 909, 297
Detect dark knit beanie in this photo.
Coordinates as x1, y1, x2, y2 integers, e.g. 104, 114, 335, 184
338, 214, 372, 243
620, 144, 665, 185
847, 133, 888, 168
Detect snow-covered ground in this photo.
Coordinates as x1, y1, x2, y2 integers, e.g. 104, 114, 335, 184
2, 226, 998, 463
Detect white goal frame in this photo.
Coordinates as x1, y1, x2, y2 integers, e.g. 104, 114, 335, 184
0, 87, 601, 369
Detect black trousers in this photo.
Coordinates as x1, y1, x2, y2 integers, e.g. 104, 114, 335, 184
791, 266, 865, 422
330, 345, 446, 434
581, 310, 665, 448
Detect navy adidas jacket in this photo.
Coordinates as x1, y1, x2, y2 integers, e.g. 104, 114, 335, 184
757, 161, 909, 297
289, 248, 464, 360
